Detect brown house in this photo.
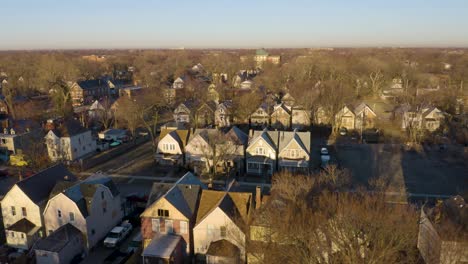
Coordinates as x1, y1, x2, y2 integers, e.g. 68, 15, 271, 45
70, 79, 110, 106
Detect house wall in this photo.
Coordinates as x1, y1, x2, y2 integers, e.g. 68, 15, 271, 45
278, 140, 309, 169
193, 208, 245, 260
271, 109, 290, 129
157, 135, 183, 155
250, 109, 269, 126
35, 234, 84, 264
141, 197, 190, 254
1, 185, 42, 228
46, 131, 96, 161
85, 185, 123, 249
43, 193, 87, 244
5, 230, 37, 250
246, 137, 276, 175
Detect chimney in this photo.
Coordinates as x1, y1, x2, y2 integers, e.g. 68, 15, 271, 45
255, 186, 262, 209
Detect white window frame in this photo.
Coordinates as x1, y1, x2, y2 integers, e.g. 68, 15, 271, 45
180, 221, 188, 234
165, 220, 174, 234
151, 219, 160, 232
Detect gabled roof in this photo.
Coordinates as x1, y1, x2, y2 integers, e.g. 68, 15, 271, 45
35, 224, 83, 253
248, 129, 279, 152
159, 128, 189, 148
16, 163, 76, 204
422, 107, 442, 118
7, 218, 37, 233
272, 103, 291, 115
278, 130, 311, 155
89, 100, 105, 111
354, 102, 376, 117
174, 103, 191, 114
144, 172, 206, 219
196, 189, 252, 228
225, 126, 248, 146
75, 79, 109, 90
50, 119, 88, 137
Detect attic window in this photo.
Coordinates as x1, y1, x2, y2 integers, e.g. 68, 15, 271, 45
157, 209, 169, 217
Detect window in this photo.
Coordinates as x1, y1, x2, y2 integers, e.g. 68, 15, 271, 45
248, 162, 260, 170
152, 219, 160, 232
20, 233, 24, 239
22, 207, 27, 217
91, 229, 95, 235
11, 206, 16, 216
180, 221, 188, 234
255, 147, 266, 155
69, 212, 75, 221
103, 206, 107, 214
207, 224, 215, 237
220, 226, 227, 238
101, 191, 105, 199
10, 232, 15, 238
57, 210, 62, 218
165, 220, 173, 234
157, 209, 169, 217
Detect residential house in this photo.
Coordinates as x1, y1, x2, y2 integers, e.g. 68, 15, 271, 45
0, 120, 39, 154
239, 80, 254, 91
280, 93, 295, 107
417, 196, 468, 264
141, 172, 206, 257
250, 104, 270, 127
173, 77, 185, 89
107, 78, 134, 96
185, 129, 221, 175
164, 87, 176, 106
142, 234, 184, 264
207, 84, 220, 103
45, 119, 96, 161
34, 224, 85, 264
173, 103, 191, 124
155, 127, 189, 165
381, 78, 404, 100
224, 126, 248, 174
291, 107, 311, 130
69, 79, 110, 106
402, 107, 445, 132
193, 188, 252, 263
246, 129, 279, 176
43, 175, 123, 249
194, 102, 216, 128
271, 103, 291, 129
1, 164, 77, 249
315, 107, 330, 125
354, 103, 377, 130
335, 105, 356, 130
277, 130, 311, 173
215, 101, 231, 128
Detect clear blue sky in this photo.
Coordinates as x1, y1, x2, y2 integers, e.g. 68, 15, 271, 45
2, 0, 468, 49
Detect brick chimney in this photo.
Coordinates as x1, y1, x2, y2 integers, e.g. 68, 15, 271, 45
45, 119, 56, 131
255, 185, 262, 209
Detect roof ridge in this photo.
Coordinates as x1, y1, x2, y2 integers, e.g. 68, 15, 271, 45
16, 163, 65, 185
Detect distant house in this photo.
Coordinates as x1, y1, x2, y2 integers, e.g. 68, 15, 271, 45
173, 77, 185, 89
1, 164, 77, 250
335, 105, 356, 130
185, 129, 221, 174
69, 79, 110, 106
239, 80, 254, 91
402, 107, 445, 132
215, 101, 231, 128
315, 107, 330, 125
155, 127, 189, 165
193, 188, 252, 262
44, 119, 96, 161
141, 172, 206, 257
118, 86, 142, 99
246, 129, 279, 176
280, 92, 295, 107
277, 130, 311, 173
250, 105, 270, 127
207, 84, 220, 103
194, 102, 216, 128
43, 175, 123, 249
34, 224, 85, 264
174, 103, 191, 124
354, 103, 377, 130
291, 107, 311, 130
0, 120, 40, 154
271, 103, 291, 129
417, 196, 468, 264
381, 78, 404, 100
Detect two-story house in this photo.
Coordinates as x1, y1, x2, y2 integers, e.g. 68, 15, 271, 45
402, 107, 445, 132
43, 174, 123, 250
155, 127, 189, 165
214, 101, 231, 128
250, 104, 270, 127
194, 101, 217, 128
277, 130, 311, 173
246, 129, 279, 177
1, 164, 77, 250
69, 79, 110, 106
185, 129, 220, 174
291, 107, 311, 130
271, 103, 291, 129
173, 77, 185, 89
173, 103, 191, 124
141, 172, 206, 258
193, 187, 252, 263
335, 105, 356, 130
45, 119, 96, 161
354, 103, 377, 130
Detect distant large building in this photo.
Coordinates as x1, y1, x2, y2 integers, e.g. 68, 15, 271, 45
253, 49, 281, 66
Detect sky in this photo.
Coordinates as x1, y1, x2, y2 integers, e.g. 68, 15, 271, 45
1, 0, 468, 50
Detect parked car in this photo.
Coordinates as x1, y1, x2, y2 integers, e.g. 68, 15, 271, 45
104, 221, 133, 248
320, 147, 331, 169
339, 127, 347, 136
109, 140, 122, 148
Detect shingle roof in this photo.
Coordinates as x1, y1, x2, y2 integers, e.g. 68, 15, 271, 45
278, 130, 311, 154
35, 224, 83, 253
76, 79, 109, 90
142, 234, 181, 258
226, 126, 248, 146
248, 129, 279, 152
206, 239, 240, 258
7, 218, 36, 233
159, 128, 189, 148
16, 163, 76, 204
51, 119, 88, 137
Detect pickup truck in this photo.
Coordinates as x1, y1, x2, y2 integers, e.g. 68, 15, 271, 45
104, 221, 133, 248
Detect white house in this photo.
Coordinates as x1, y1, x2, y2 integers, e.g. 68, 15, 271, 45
250, 105, 270, 127
43, 174, 123, 250
172, 77, 185, 89
193, 189, 252, 263
155, 128, 189, 165
1, 164, 77, 250
246, 129, 279, 176
215, 101, 231, 128
45, 119, 96, 161
173, 103, 191, 124
277, 130, 311, 172
402, 107, 445, 132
